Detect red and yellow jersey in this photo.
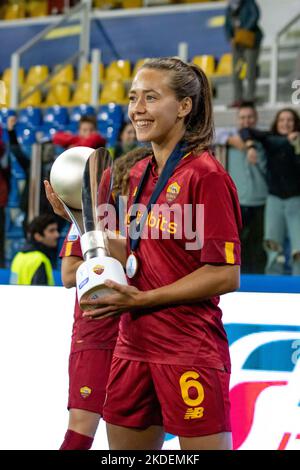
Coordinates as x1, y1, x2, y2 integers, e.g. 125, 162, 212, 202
114, 151, 242, 371
60, 167, 119, 353
60, 230, 119, 353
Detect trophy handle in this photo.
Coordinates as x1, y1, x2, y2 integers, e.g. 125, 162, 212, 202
57, 196, 84, 236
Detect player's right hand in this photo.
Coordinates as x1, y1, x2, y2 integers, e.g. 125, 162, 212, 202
44, 180, 71, 221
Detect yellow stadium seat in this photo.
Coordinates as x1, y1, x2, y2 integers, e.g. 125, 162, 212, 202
25, 65, 49, 86
26, 0, 48, 17
192, 55, 216, 77
71, 82, 92, 105
50, 64, 74, 85
4, 1, 26, 20
121, 0, 143, 7
20, 86, 41, 108
78, 63, 105, 83
2, 68, 25, 87
215, 53, 233, 77
44, 84, 71, 106
132, 58, 149, 78
106, 60, 131, 81
99, 80, 127, 105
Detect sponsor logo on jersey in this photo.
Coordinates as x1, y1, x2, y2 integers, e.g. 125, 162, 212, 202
166, 182, 181, 203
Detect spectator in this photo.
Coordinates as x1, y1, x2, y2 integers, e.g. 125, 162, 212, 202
113, 122, 137, 159
225, 0, 263, 106
240, 108, 300, 275
215, 102, 267, 273
10, 214, 59, 286
53, 115, 106, 149
0, 125, 9, 267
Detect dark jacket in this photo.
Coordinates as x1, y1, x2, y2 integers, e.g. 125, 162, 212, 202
225, 0, 263, 47
0, 127, 9, 208
240, 128, 300, 199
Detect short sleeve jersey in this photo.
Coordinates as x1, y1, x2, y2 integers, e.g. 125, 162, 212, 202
114, 151, 242, 371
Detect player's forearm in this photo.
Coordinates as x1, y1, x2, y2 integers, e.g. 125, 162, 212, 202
62, 258, 84, 288
142, 264, 240, 308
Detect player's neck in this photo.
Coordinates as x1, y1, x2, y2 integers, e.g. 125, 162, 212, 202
152, 130, 185, 175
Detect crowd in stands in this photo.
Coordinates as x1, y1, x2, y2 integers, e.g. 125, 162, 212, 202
215, 104, 300, 275
1, 101, 300, 278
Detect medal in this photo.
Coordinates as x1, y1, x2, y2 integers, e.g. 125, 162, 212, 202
126, 252, 138, 278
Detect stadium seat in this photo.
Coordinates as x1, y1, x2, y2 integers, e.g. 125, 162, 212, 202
132, 58, 148, 78
69, 104, 95, 123
50, 64, 74, 85
15, 125, 36, 147
78, 63, 105, 83
99, 80, 127, 105
192, 55, 216, 77
97, 103, 123, 126
25, 65, 49, 87
44, 84, 71, 106
0, 108, 16, 128
215, 53, 233, 77
4, 1, 26, 20
18, 106, 42, 127
44, 106, 69, 127
70, 82, 92, 105
121, 0, 143, 8
26, 0, 48, 17
19, 86, 42, 108
2, 67, 25, 87
106, 60, 131, 81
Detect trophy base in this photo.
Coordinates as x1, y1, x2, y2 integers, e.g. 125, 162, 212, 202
76, 256, 127, 311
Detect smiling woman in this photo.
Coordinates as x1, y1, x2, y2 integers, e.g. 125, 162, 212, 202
79, 57, 242, 451
44, 57, 242, 451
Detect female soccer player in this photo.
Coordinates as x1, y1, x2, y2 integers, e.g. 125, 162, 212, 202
45, 148, 149, 450
81, 57, 242, 450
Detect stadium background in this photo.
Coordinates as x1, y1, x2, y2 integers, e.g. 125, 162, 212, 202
0, 0, 300, 450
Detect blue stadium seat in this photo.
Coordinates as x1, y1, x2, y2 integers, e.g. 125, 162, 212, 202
38, 122, 65, 143
0, 108, 16, 128
69, 105, 95, 123
44, 106, 69, 127
97, 103, 123, 125
15, 125, 36, 146
18, 107, 42, 127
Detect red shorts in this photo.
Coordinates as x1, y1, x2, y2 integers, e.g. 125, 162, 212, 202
103, 356, 231, 437
68, 349, 113, 415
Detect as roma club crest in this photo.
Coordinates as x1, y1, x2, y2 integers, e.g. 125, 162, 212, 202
80, 386, 92, 399
93, 264, 104, 275
166, 182, 181, 203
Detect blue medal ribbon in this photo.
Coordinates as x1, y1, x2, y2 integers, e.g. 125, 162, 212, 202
129, 143, 187, 254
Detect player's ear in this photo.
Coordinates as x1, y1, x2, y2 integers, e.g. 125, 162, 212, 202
177, 97, 192, 119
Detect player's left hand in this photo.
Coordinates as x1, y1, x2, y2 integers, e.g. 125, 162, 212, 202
81, 280, 143, 320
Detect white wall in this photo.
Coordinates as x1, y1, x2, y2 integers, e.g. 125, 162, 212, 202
0, 286, 300, 450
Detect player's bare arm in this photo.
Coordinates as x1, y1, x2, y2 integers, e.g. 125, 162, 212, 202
61, 256, 84, 288
81, 264, 240, 318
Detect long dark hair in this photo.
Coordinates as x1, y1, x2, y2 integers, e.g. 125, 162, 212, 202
140, 57, 214, 154
270, 108, 300, 135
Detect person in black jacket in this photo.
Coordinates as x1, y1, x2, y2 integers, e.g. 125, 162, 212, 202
240, 108, 300, 274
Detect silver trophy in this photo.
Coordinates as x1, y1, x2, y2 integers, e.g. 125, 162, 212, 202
50, 146, 127, 311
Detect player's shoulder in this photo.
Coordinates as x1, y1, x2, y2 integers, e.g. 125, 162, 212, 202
130, 154, 152, 177
190, 150, 227, 178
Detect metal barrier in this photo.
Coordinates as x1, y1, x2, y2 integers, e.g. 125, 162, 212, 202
10, 0, 92, 109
